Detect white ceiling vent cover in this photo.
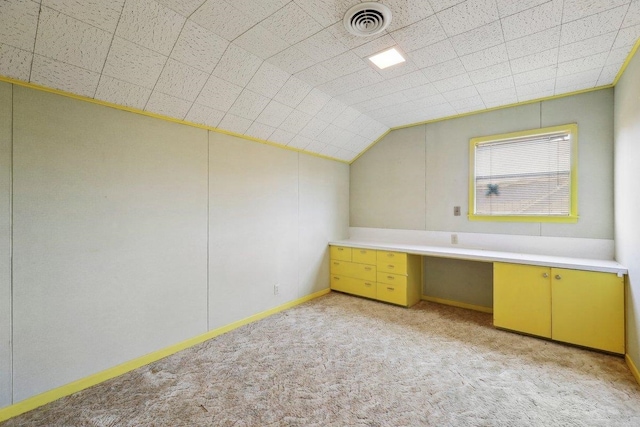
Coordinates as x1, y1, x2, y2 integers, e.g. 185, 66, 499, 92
343, 2, 392, 37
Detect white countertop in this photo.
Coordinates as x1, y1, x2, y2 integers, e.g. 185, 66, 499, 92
330, 239, 627, 275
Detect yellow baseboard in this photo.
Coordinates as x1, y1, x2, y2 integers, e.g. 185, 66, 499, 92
0, 288, 330, 422
421, 295, 493, 314
626, 354, 640, 386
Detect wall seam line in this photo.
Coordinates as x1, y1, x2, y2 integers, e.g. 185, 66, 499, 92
9, 83, 14, 405
206, 131, 210, 332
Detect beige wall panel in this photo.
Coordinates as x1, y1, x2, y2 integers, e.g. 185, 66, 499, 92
613, 52, 640, 371
208, 133, 299, 329
425, 102, 542, 235
298, 154, 349, 296
423, 257, 493, 308
12, 87, 209, 402
350, 125, 427, 230
541, 89, 614, 239
0, 82, 12, 407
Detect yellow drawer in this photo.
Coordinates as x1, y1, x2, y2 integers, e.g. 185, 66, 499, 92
331, 260, 376, 281
377, 272, 408, 287
377, 251, 407, 274
331, 275, 376, 299
352, 248, 377, 265
376, 282, 408, 306
330, 246, 352, 261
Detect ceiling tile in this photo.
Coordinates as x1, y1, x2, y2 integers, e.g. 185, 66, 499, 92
623, 1, 640, 27
212, 44, 262, 87
115, 0, 185, 56
558, 32, 616, 63
512, 65, 557, 86
0, 43, 32, 81
279, 109, 313, 134
562, 0, 630, 23
428, 0, 466, 13
596, 64, 621, 85
295, 63, 338, 87
287, 134, 313, 150
332, 106, 362, 129
374, 59, 419, 79
305, 140, 328, 154
495, 0, 549, 18
94, 75, 151, 109
190, 0, 258, 41
297, 88, 332, 116
171, 21, 228, 73
351, 34, 397, 58
194, 75, 243, 111
460, 43, 509, 71
228, 0, 290, 23
410, 39, 457, 68
606, 45, 634, 66
518, 89, 554, 102
245, 121, 276, 141
0, 0, 40, 51
296, 29, 349, 63
266, 45, 318, 75
184, 104, 225, 128
30, 54, 100, 97
273, 76, 313, 108
269, 129, 296, 146
422, 57, 466, 81
441, 84, 479, 102
555, 69, 602, 89
390, 15, 447, 53
560, 6, 628, 45
380, 0, 435, 31
218, 113, 253, 134
505, 26, 561, 59
246, 61, 291, 99
501, 0, 562, 41
509, 48, 558, 74
228, 89, 270, 121
450, 95, 485, 113
145, 91, 191, 119
432, 73, 473, 92
326, 21, 376, 50
475, 75, 515, 94
451, 20, 504, 56
233, 24, 290, 60
154, 59, 208, 102
318, 123, 345, 145
612, 24, 640, 49
480, 87, 518, 107
401, 83, 440, 101
317, 68, 384, 96
102, 37, 167, 89
319, 143, 340, 157
294, 0, 354, 27
42, 0, 125, 32
154, 0, 204, 17
555, 81, 599, 94
315, 98, 348, 123
436, 0, 499, 37
299, 117, 330, 139
261, 2, 323, 45
321, 51, 367, 78
468, 61, 512, 83
515, 78, 555, 96
556, 52, 608, 77
34, 7, 112, 73
255, 100, 293, 127
355, 92, 409, 112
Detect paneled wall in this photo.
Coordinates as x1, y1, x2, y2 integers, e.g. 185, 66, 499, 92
0, 84, 349, 408
614, 50, 640, 374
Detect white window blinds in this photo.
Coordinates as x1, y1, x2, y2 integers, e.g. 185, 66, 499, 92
474, 131, 572, 216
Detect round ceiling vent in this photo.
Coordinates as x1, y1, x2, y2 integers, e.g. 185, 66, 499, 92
343, 2, 392, 37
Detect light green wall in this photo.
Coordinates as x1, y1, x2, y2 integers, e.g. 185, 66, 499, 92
0, 82, 12, 408
1, 84, 349, 406
424, 257, 493, 308
614, 50, 640, 368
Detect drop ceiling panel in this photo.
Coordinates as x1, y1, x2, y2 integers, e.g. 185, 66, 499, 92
2, 0, 638, 162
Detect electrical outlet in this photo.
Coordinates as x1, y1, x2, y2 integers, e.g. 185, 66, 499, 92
274, 284, 279, 295
454, 206, 461, 216
451, 234, 458, 245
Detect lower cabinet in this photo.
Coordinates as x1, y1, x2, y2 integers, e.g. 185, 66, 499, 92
494, 262, 624, 354
330, 246, 421, 307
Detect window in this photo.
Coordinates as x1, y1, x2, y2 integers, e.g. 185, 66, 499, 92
468, 124, 578, 223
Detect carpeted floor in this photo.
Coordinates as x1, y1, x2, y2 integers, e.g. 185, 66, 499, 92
3, 292, 640, 426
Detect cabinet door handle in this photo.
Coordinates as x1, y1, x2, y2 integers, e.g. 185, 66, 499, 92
364, 267, 372, 271
337, 248, 344, 251
542, 273, 549, 278
388, 264, 394, 269
387, 253, 394, 258
387, 276, 394, 280
333, 276, 340, 280
387, 287, 395, 291
555, 274, 562, 280
333, 262, 339, 265
364, 282, 372, 287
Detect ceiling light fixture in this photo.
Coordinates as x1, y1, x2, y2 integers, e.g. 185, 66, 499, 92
369, 48, 406, 69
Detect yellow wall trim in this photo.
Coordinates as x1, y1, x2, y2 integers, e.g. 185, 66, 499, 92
626, 354, 640, 386
0, 76, 348, 165
421, 295, 493, 314
0, 288, 331, 423
612, 38, 640, 86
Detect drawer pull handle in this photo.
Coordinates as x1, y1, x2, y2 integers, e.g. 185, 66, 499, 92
387, 276, 394, 280
333, 262, 339, 265
337, 248, 343, 251
387, 254, 394, 258
555, 274, 562, 280
388, 265, 394, 269
365, 283, 372, 287
387, 287, 394, 291
364, 267, 372, 271
360, 250, 366, 254
333, 276, 339, 280
542, 273, 549, 278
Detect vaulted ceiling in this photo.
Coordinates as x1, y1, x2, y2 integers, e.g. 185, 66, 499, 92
1, 0, 638, 162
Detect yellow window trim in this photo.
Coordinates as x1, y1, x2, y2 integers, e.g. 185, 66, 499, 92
468, 123, 578, 223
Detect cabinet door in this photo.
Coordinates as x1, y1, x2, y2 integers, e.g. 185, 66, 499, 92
493, 263, 551, 338
551, 268, 624, 354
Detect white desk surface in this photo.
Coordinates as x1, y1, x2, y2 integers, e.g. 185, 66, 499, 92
329, 239, 627, 275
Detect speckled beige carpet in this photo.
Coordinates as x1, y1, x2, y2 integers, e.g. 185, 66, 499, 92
3, 292, 640, 426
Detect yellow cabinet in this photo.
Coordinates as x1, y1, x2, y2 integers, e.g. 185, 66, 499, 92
331, 275, 377, 299
551, 268, 624, 354
330, 246, 352, 261
494, 262, 624, 354
330, 260, 376, 281
352, 248, 377, 265
377, 282, 408, 306
493, 263, 551, 338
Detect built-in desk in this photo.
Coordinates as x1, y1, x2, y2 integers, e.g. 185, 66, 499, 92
329, 240, 627, 354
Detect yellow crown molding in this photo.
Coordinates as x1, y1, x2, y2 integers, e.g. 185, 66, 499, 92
626, 354, 640, 386
612, 38, 640, 86
0, 75, 349, 165
0, 288, 331, 423
421, 295, 493, 314
348, 128, 391, 164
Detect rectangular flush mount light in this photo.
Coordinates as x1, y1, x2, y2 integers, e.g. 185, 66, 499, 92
369, 47, 405, 69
